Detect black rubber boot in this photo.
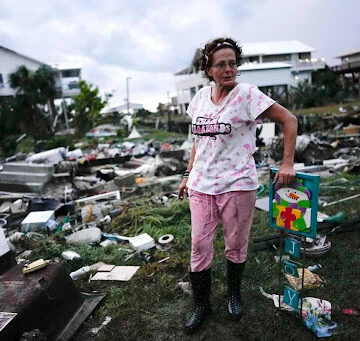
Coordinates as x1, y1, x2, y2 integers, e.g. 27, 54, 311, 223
184, 268, 212, 334
227, 259, 245, 320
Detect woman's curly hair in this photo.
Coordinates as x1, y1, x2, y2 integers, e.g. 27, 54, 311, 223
200, 37, 243, 81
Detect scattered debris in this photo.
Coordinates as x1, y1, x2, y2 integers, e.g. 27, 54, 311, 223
70, 266, 91, 280
75, 191, 121, 206
158, 256, 170, 263
0, 312, 17, 332
307, 264, 322, 272
322, 193, 360, 207
302, 297, 338, 338
22, 259, 50, 274
0, 118, 359, 338
260, 287, 338, 337
158, 234, 174, 245
301, 235, 331, 257
90, 316, 112, 336
129, 233, 155, 251
66, 227, 102, 246
285, 268, 325, 290
21, 210, 55, 232
61, 250, 81, 260
255, 197, 269, 211
342, 308, 360, 316
178, 281, 192, 296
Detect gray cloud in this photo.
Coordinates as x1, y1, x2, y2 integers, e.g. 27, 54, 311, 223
1, 0, 359, 110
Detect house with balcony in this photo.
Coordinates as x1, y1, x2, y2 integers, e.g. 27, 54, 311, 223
51, 63, 82, 98
332, 49, 360, 95
0, 45, 81, 99
174, 40, 325, 114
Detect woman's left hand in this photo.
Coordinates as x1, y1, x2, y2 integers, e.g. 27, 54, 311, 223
274, 163, 295, 185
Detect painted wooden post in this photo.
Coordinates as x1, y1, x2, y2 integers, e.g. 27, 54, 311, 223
269, 169, 319, 314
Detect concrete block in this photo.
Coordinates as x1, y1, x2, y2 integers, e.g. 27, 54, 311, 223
0, 182, 45, 193
3, 163, 54, 174
0, 171, 51, 184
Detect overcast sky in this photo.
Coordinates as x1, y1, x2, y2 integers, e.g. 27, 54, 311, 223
1, 0, 359, 111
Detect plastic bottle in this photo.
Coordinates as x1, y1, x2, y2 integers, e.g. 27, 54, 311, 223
70, 266, 90, 280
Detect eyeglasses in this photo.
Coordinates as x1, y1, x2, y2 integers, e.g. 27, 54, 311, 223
213, 61, 237, 70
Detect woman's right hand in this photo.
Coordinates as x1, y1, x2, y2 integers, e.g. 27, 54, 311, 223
178, 178, 188, 200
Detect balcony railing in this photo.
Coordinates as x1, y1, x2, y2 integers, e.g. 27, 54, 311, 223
293, 59, 326, 70
331, 60, 360, 73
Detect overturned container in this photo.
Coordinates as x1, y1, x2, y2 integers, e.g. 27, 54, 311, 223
0, 263, 105, 340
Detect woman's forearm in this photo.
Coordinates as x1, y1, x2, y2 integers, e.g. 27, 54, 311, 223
282, 113, 297, 166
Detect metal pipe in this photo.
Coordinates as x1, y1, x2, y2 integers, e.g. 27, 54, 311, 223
126, 77, 131, 115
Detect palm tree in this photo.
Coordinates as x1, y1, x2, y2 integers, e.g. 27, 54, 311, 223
8, 65, 57, 137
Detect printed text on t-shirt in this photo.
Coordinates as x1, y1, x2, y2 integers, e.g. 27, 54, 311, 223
192, 116, 232, 138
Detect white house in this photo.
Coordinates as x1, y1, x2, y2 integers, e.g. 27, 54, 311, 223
175, 40, 325, 114
0, 45, 44, 97
0, 45, 81, 99
334, 48, 360, 65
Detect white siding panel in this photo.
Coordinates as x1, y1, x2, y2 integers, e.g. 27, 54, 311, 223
0, 49, 43, 96
238, 68, 294, 87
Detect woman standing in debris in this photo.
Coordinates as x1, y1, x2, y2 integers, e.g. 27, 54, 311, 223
178, 37, 297, 334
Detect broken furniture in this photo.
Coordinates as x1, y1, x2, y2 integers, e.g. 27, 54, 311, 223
0, 262, 105, 340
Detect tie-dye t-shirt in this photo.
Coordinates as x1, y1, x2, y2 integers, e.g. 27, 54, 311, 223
186, 83, 275, 195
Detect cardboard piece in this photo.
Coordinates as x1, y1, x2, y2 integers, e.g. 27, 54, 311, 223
91, 266, 140, 281
98, 264, 116, 272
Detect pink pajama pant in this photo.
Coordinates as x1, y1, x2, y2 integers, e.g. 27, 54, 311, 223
188, 189, 256, 272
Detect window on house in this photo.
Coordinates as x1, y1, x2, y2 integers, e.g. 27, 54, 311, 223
198, 84, 203, 91
61, 69, 80, 78
247, 56, 260, 63
263, 54, 291, 63
190, 87, 196, 98
0, 73, 4, 88
298, 52, 311, 60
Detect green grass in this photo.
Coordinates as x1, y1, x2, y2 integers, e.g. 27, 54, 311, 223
297, 98, 360, 115
26, 173, 360, 340
16, 136, 35, 154
142, 128, 187, 142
